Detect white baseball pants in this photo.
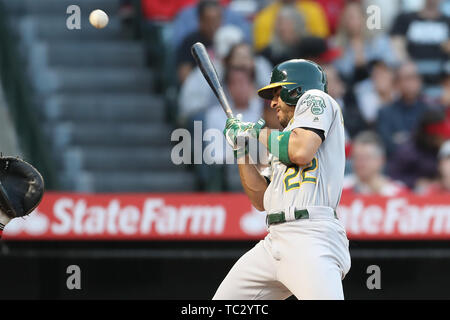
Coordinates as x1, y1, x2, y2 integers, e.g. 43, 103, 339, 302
213, 210, 351, 300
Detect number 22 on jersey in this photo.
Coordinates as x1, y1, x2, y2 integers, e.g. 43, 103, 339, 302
283, 157, 318, 192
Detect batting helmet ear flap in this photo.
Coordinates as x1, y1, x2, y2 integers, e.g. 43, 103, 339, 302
287, 86, 302, 105
280, 84, 303, 106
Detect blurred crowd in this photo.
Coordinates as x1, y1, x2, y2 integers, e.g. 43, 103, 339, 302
134, 0, 450, 195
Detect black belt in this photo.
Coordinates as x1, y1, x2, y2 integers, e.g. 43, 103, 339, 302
266, 209, 338, 226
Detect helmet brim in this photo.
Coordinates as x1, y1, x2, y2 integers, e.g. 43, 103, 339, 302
257, 82, 296, 100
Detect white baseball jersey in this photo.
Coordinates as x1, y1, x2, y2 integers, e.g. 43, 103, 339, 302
263, 89, 346, 214
213, 89, 350, 300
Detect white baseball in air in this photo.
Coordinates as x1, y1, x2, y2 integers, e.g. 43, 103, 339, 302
89, 9, 109, 29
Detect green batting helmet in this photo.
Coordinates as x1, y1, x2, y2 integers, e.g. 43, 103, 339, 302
257, 59, 328, 106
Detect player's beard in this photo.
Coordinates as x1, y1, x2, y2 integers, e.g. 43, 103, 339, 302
277, 103, 295, 128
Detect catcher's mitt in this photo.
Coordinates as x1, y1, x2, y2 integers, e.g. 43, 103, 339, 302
0, 157, 44, 218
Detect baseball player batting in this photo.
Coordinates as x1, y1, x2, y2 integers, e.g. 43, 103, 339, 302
214, 59, 351, 300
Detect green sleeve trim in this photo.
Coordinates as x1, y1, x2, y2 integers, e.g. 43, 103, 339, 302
268, 131, 292, 166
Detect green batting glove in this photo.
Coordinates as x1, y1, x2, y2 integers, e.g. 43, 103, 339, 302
252, 118, 266, 139
223, 117, 266, 158
224, 117, 265, 141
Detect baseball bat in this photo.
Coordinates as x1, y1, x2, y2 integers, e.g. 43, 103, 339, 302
191, 42, 234, 119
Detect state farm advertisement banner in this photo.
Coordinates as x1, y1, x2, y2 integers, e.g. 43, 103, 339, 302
339, 194, 450, 240
3, 193, 267, 240
2, 192, 450, 240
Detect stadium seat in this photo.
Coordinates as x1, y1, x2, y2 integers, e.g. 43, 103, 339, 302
3, 0, 198, 192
